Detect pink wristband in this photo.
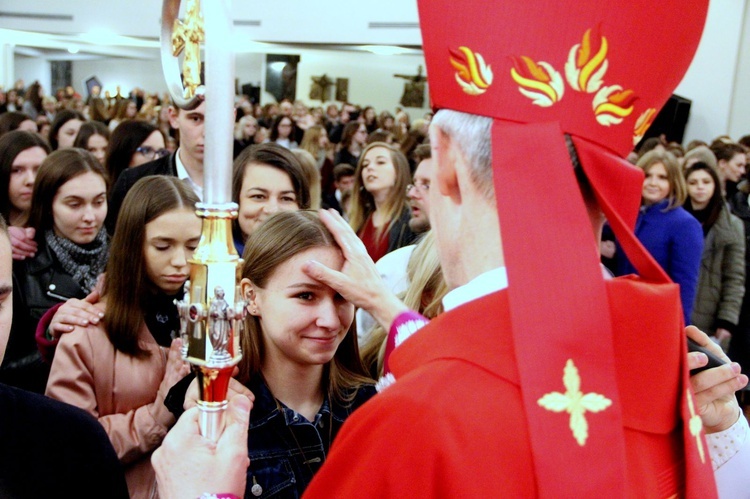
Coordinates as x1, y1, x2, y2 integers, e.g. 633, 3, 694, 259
383, 310, 429, 374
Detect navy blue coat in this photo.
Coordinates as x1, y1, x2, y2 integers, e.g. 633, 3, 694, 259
615, 200, 703, 324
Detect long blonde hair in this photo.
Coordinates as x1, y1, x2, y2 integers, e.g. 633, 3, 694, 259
238, 211, 373, 403
291, 149, 322, 210
349, 142, 411, 238
360, 231, 448, 377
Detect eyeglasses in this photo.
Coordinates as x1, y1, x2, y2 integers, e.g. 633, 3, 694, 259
136, 146, 170, 160
406, 181, 430, 194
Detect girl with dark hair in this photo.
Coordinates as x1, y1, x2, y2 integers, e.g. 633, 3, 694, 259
73, 121, 111, 165
334, 122, 368, 168
269, 115, 298, 149
710, 141, 747, 197
46, 176, 198, 497
684, 162, 745, 350
21, 81, 44, 120
49, 109, 85, 150
231, 143, 311, 254
0, 149, 108, 393
0, 111, 37, 137
0, 130, 50, 226
105, 120, 166, 187
349, 142, 417, 262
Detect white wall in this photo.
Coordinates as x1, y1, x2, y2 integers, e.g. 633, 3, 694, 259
13, 54, 50, 92
730, 1, 750, 139
294, 49, 429, 119
54, 48, 428, 120
676, 0, 746, 144
71, 57, 166, 98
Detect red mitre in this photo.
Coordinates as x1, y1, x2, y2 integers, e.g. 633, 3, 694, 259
418, 1, 716, 496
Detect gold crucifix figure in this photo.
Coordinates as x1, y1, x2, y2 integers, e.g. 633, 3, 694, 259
172, 0, 205, 98
537, 359, 613, 446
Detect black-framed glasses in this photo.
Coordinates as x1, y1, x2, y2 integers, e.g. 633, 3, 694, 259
136, 146, 170, 160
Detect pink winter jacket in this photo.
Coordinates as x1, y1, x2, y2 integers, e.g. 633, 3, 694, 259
45, 319, 174, 499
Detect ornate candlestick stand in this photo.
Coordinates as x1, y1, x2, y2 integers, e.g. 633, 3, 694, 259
161, 0, 243, 442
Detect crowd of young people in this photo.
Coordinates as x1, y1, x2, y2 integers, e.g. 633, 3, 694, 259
1, 69, 749, 497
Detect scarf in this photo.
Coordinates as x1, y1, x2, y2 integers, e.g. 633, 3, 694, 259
45, 229, 109, 293
143, 289, 183, 348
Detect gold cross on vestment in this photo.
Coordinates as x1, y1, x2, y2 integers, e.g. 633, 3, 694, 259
538, 359, 613, 446
171, 0, 205, 98
686, 389, 706, 464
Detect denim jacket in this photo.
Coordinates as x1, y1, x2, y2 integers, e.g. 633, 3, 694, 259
244, 375, 375, 498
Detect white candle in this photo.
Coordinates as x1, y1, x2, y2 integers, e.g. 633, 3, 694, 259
203, 0, 235, 205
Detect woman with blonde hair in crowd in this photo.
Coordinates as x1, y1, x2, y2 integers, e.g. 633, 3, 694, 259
613, 149, 703, 323
349, 142, 417, 262
300, 124, 335, 194
233, 115, 259, 159
108, 100, 138, 132
360, 231, 447, 377
292, 149, 322, 210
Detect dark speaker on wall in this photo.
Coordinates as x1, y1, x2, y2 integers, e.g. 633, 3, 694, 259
636, 93, 692, 147
241, 84, 261, 104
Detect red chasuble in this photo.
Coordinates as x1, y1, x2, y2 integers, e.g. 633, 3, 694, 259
305, 277, 716, 497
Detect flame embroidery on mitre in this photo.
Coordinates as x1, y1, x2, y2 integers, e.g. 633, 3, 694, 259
510, 56, 564, 107
449, 46, 494, 96
633, 108, 657, 145
565, 26, 609, 94
592, 85, 637, 126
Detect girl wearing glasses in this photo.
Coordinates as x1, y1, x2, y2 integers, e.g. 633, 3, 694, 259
105, 120, 167, 188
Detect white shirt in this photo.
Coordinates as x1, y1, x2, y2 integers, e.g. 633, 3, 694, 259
442, 267, 508, 311
174, 148, 203, 201
356, 245, 416, 346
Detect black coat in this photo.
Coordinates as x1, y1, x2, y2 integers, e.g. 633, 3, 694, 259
387, 207, 418, 255
0, 238, 87, 393
0, 383, 129, 498
106, 153, 176, 233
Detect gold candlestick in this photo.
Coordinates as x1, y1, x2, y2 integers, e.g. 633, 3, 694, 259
162, 0, 241, 441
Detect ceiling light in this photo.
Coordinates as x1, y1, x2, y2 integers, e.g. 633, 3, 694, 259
361, 45, 409, 56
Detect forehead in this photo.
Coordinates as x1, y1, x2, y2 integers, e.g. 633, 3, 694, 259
414, 158, 433, 179
364, 147, 390, 160
242, 163, 294, 188
12, 146, 47, 166
56, 171, 106, 196
646, 162, 667, 175
266, 246, 344, 286
145, 208, 200, 238
688, 169, 713, 181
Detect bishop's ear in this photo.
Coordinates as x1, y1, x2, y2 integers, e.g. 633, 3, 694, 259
431, 125, 461, 203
